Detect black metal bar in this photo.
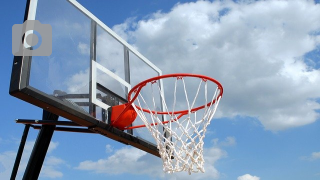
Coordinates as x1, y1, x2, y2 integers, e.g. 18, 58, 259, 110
55, 93, 90, 99
10, 124, 30, 180
22, 110, 59, 180
75, 102, 90, 106
102, 99, 107, 123
107, 107, 112, 124
11, 86, 159, 157
89, 20, 97, 117
23, 0, 31, 22
96, 83, 127, 104
124, 47, 133, 135
31, 125, 95, 133
10, 0, 33, 93
16, 119, 81, 126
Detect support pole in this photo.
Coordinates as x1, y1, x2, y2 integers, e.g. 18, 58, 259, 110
10, 124, 30, 180
22, 110, 59, 180
89, 20, 97, 118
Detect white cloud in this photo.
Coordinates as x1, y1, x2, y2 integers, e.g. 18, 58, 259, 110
48, 142, 59, 153
45, 156, 65, 166
76, 142, 226, 179
0, 140, 65, 179
0, 150, 17, 179
301, 151, 320, 161
312, 152, 320, 160
238, 174, 260, 180
41, 165, 63, 178
66, 68, 90, 94
105, 144, 113, 153
212, 136, 236, 147
76, 146, 162, 176
41, 156, 64, 178
78, 42, 89, 55
114, 0, 320, 131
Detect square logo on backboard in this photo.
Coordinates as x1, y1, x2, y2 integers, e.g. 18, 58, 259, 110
12, 20, 52, 56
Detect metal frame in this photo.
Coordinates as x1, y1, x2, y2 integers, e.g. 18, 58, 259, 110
15, 119, 96, 133
11, 125, 30, 180
89, 20, 97, 118
12, 111, 90, 180
11, 112, 159, 179
67, 0, 162, 73
22, 110, 59, 180
91, 60, 131, 111
9, 1, 170, 178
10, 0, 160, 160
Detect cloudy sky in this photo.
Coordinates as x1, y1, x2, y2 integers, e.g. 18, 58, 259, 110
1, 0, 320, 179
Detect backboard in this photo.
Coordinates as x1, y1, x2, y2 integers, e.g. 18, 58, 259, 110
10, 0, 162, 157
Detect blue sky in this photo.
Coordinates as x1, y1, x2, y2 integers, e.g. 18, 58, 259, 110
1, 0, 320, 180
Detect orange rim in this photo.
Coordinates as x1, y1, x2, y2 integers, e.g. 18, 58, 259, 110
122, 73, 223, 129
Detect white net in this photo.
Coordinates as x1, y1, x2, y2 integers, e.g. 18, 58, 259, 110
130, 76, 222, 174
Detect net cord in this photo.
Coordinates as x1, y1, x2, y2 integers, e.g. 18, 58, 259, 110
131, 77, 221, 174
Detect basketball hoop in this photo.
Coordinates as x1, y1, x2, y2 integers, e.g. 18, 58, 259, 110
110, 73, 223, 174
